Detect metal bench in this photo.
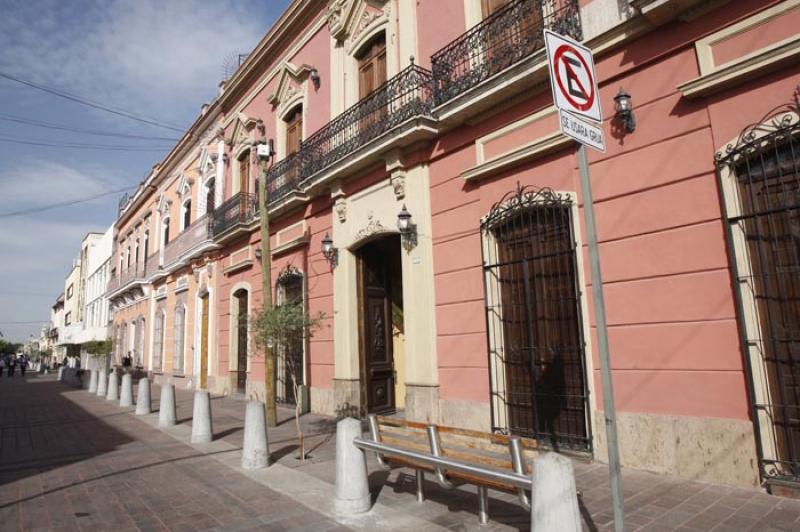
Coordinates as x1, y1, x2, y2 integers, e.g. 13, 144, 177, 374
353, 414, 539, 524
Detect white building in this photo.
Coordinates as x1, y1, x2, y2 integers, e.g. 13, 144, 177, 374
77, 226, 114, 370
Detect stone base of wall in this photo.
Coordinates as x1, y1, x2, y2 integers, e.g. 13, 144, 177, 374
438, 398, 491, 432
593, 410, 759, 488
310, 386, 335, 417
333, 378, 362, 418
405, 384, 440, 424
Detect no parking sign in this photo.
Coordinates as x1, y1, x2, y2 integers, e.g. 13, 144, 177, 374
544, 30, 602, 123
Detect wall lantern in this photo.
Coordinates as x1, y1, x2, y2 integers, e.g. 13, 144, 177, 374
321, 232, 337, 266
310, 68, 321, 90
397, 204, 417, 251
614, 88, 636, 133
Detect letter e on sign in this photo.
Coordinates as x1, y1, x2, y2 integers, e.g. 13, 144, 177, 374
545, 30, 602, 123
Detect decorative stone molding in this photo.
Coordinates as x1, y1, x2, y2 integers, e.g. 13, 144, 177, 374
267, 63, 314, 115
335, 199, 347, 222
353, 215, 389, 243
176, 173, 194, 199
156, 194, 172, 217
228, 113, 257, 149
327, 0, 390, 47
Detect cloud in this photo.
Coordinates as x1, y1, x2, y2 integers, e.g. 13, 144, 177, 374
0, 0, 272, 126
0, 159, 124, 208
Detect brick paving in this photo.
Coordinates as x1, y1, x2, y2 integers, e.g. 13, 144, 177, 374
3, 373, 800, 531
0, 374, 346, 532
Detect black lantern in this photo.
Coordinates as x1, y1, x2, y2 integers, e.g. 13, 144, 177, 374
310, 68, 321, 90
397, 204, 417, 251
614, 88, 636, 133
321, 232, 337, 265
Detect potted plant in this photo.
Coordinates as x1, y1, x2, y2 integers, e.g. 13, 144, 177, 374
252, 301, 325, 461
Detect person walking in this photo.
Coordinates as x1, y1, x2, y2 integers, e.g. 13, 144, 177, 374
20, 357, 27, 377
0, 357, 5, 377
8, 356, 16, 377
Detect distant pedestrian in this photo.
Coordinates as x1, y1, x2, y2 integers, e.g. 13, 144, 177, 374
20, 358, 27, 376
0, 357, 5, 377
8, 357, 16, 377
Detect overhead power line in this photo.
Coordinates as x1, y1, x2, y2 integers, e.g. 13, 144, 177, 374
0, 112, 180, 141
0, 186, 135, 218
0, 70, 185, 132
0, 135, 171, 151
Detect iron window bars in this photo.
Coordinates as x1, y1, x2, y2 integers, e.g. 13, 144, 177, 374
481, 183, 591, 451
716, 91, 800, 484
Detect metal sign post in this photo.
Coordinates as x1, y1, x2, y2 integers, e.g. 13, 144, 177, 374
545, 29, 624, 532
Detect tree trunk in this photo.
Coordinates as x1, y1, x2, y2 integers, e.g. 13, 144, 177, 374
258, 156, 278, 427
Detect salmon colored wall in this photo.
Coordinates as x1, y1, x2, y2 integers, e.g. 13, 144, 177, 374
428, 0, 800, 422
214, 204, 335, 391
416, 0, 466, 70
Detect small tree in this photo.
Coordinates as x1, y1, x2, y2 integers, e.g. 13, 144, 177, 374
84, 340, 112, 369
252, 302, 325, 461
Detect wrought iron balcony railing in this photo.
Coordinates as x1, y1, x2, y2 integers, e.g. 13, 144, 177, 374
107, 263, 148, 293
431, 0, 581, 106
161, 215, 211, 266
265, 153, 301, 204
209, 192, 258, 238
299, 64, 434, 183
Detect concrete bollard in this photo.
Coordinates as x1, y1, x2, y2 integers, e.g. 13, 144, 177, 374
88, 370, 98, 393
135, 378, 151, 415
57, 366, 64, 381
191, 390, 213, 444
158, 384, 177, 427
531, 452, 582, 532
96, 370, 108, 397
119, 373, 134, 407
334, 417, 371, 515
106, 372, 119, 401
241, 400, 270, 469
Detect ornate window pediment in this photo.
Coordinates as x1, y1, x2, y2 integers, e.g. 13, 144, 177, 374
156, 194, 172, 217
268, 63, 315, 115
327, 0, 389, 44
198, 147, 215, 179
176, 173, 194, 199
228, 112, 258, 150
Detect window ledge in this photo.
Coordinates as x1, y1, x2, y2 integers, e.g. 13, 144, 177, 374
678, 36, 800, 99
461, 131, 572, 183
272, 234, 309, 257
224, 259, 253, 275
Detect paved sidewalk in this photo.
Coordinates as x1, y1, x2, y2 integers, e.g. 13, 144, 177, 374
4, 374, 800, 531
157, 380, 800, 532
0, 374, 346, 531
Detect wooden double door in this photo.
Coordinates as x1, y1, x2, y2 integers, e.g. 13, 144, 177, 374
358, 236, 403, 414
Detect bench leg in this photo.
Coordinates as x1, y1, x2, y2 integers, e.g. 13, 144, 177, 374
416, 470, 425, 503
478, 485, 489, 525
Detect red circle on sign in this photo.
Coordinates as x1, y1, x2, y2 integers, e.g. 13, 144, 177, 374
553, 44, 594, 112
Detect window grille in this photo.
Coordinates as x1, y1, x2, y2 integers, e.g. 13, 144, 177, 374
481, 184, 591, 451
717, 95, 800, 484
173, 305, 185, 373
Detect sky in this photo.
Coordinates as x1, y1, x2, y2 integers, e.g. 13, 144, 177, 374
0, 0, 290, 343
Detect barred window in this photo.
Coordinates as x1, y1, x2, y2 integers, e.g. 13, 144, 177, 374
481, 185, 590, 451
152, 311, 165, 371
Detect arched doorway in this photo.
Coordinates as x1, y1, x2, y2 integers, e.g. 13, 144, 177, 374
232, 288, 249, 394
356, 234, 405, 414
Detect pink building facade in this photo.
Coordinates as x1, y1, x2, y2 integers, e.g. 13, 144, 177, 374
110, 0, 800, 491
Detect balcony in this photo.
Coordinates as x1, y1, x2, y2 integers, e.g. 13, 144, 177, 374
299, 64, 434, 186
161, 214, 214, 268
107, 263, 147, 294
210, 192, 258, 240
431, 0, 581, 107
